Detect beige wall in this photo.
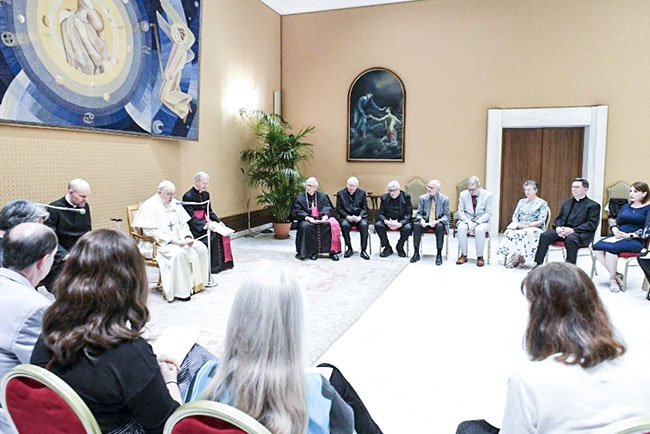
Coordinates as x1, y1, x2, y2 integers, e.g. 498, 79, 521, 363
282, 0, 650, 209
0, 0, 280, 228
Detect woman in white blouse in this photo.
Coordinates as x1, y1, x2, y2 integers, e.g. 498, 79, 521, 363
456, 263, 650, 434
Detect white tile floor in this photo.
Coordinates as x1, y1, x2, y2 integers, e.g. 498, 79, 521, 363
317, 234, 650, 434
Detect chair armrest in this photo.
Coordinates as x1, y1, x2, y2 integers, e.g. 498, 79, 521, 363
130, 232, 158, 259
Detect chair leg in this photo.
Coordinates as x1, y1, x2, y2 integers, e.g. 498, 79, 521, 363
445, 234, 449, 259
487, 238, 491, 265
589, 246, 597, 277
621, 258, 632, 291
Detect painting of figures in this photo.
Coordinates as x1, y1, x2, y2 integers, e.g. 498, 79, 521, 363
0, 0, 201, 139
347, 68, 405, 161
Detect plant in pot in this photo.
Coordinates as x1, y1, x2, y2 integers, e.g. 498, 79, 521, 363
240, 110, 314, 239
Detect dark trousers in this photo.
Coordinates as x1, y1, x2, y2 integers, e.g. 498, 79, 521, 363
639, 255, 650, 281
412, 223, 444, 252
39, 244, 68, 293
534, 230, 588, 265
340, 218, 369, 251
375, 221, 412, 249
456, 420, 500, 434
318, 363, 383, 434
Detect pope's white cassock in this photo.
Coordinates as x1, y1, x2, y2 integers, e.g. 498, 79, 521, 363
132, 194, 208, 302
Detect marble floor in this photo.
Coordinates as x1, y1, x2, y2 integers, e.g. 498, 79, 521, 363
314, 233, 650, 434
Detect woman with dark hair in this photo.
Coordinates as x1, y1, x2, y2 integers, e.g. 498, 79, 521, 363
31, 229, 181, 434
456, 263, 650, 434
594, 181, 650, 292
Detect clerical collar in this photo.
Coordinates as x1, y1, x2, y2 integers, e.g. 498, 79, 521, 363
574, 196, 586, 202
64, 196, 78, 208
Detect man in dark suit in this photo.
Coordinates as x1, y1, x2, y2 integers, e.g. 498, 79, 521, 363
376, 180, 412, 258
534, 178, 601, 265
411, 179, 450, 265
336, 176, 370, 260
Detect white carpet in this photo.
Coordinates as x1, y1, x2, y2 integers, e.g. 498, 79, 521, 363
317, 234, 650, 433
145, 230, 408, 364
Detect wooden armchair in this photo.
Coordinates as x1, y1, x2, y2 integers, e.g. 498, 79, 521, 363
126, 204, 162, 290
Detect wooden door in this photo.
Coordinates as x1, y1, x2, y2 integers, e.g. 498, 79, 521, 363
500, 127, 583, 231
539, 128, 584, 225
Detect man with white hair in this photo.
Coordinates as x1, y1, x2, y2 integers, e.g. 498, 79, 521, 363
376, 180, 413, 258
456, 175, 492, 267
336, 176, 370, 260
411, 179, 450, 265
182, 172, 234, 274
133, 180, 209, 302
46, 178, 92, 251
292, 177, 341, 261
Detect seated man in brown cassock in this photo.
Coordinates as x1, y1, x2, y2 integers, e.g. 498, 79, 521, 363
182, 172, 234, 274
292, 177, 341, 261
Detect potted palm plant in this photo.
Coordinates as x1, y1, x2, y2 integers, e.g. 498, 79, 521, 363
240, 110, 314, 239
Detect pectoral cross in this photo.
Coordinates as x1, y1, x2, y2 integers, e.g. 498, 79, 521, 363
168, 220, 175, 232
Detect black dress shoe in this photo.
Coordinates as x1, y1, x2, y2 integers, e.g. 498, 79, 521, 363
310, 254, 318, 260
360, 250, 370, 260
436, 253, 443, 265
295, 253, 304, 260
330, 252, 339, 261
379, 247, 393, 257
397, 249, 406, 258
410, 252, 420, 263
344, 247, 353, 258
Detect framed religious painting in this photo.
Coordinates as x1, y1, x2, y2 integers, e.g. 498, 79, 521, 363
347, 67, 405, 161
0, 0, 201, 139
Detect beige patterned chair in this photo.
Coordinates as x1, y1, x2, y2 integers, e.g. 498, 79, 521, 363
406, 177, 427, 217
604, 181, 630, 233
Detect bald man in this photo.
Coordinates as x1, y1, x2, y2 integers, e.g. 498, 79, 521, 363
46, 178, 92, 251
0, 223, 57, 432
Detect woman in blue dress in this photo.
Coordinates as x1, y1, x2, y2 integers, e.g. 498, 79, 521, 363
594, 181, 650, 292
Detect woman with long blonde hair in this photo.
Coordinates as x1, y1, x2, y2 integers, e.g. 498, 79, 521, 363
195, 263, 382, 434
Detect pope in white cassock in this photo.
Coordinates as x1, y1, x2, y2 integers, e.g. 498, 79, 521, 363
132, 180, 209, 302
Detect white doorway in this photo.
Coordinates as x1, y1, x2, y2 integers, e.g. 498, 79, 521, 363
485, 106, 608, 236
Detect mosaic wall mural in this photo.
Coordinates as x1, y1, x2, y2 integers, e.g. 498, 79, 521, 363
0, 0, 201, 139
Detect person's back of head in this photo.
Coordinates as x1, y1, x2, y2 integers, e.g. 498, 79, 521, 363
522, 263, 625, 368
202, 262, 307, 434
0, 199, 49, 232
3, 223, 57, 283
42, 229, 149, 367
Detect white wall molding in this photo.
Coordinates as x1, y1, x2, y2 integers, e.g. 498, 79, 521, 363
485, 106, 608, 236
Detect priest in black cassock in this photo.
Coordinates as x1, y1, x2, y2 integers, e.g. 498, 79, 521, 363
534, 178, 601, 265
292, 177, 341, 261
42, 178, 92, 291
45, 179, 92, 251
336, 176, 370, 260
182, 172, 234, 273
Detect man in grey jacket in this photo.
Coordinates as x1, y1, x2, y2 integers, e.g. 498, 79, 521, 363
456, 176, 492, 267
411, 179, 450, 265
0, 223, 57, 432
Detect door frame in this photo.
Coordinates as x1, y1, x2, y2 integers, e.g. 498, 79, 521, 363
485, 106, 608, 236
